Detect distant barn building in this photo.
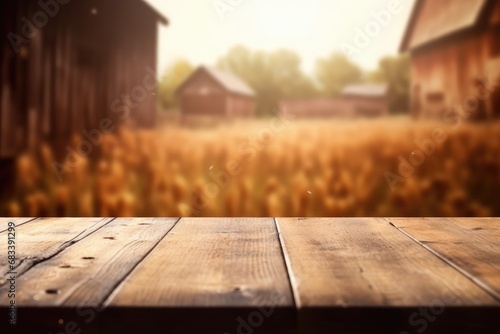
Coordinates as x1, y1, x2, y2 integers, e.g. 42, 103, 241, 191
0, 0, 167, 159
341, 84, 389, 117
280, 84, 388, 118
279, 99, 352, 118
176, 66, 255, 118
401, 0, 500, 119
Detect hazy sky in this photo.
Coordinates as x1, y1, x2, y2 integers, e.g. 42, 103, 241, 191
145, 0, 416, 75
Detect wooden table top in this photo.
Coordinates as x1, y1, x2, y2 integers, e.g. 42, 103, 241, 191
1, 217, 500, 333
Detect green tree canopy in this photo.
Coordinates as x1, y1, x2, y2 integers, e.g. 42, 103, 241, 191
161, 48, 411, 117
217, 46, 317, 116
158, 59, 195, 111
368, 54, 410, 113
315, 53, 363, 97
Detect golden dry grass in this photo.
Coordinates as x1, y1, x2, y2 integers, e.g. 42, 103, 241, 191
3, 117, 500, 217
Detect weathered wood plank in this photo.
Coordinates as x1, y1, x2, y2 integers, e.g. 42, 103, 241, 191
277, 218, 498, 307
102, 218, 295, 334
0, 217, 498, 334
0, 218, 38, 232
108, 218, 293, 307
387, 217, 500, 301
0, 218, 179, 307
0, 217, 113, 279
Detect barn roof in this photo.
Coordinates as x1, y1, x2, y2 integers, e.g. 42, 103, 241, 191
342, 84, 388, 97
140, 0, 169, 25
177, 66, 255, 97
400, 0, 491, 52
203, 67, 255, 97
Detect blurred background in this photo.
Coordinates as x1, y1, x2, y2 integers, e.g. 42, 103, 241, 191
1, 0, 499, 217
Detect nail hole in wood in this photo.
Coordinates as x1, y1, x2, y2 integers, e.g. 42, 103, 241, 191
59, 265, 71, 269
82, 257, 95, 260
139, 223, 151, 226
103, 237, 116, 240
46, 289, 61, 295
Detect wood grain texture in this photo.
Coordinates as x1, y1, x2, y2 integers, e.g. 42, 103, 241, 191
0, 218, 179, 307
388, 217, 500, 301
0, 217, 112, 279
107, 218, 293, 307
0, 217, 499, 334
276, 218, 499, 307
0, 217, 38, 232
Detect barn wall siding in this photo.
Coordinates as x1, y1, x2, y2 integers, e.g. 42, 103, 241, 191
1, 1, 26, 158
177, 68, 255, 118
411, 25, 499, 119
0, 0, 163, 158
408, 0, 500, 119
227, 96, 255, 118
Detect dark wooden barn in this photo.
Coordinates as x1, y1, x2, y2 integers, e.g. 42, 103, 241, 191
401, 0, 500, 120
0, 0, 167, 160
176, 66, 255, 118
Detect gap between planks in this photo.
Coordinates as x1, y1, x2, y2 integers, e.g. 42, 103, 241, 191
105, 218, 294, 308
1, 218, 181, 307
0, 217, 39, 233
384, 217, 500, 303
274, 217, 301, 309
101, 217, 182, 307
0, 217, 116, 283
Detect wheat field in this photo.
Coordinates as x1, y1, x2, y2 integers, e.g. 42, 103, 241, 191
3, 117, 500, 217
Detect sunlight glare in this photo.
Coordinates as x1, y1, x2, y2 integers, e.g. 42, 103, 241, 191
256, 0, 319, 42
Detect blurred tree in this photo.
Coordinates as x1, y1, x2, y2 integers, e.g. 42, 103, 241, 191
217, 46, 317, 116
315, 53, 363, 96
158, 59, 194, 111
217, 48, 410, 116
268, 50, 318, 99
368, 54, 410, 113
217, 45, 254, 85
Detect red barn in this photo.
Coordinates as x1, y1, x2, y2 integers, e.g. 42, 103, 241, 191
401, 0, 500, 120
279, 85, 388, 118
279, 99, 352, 118
176, 66, 255, 118
341, 84, 389, 117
